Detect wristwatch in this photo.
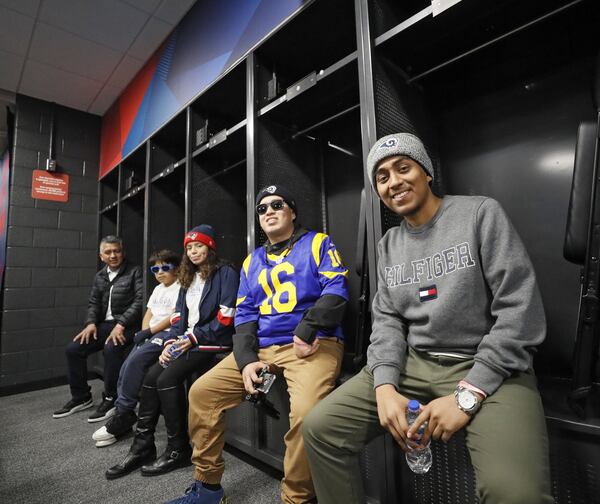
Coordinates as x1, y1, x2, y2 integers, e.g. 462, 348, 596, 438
454, 386, 481, 416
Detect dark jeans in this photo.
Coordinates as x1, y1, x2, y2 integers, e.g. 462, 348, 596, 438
114, 333, 165, 414
141, 351, 216, 446
65, 321, 134, 400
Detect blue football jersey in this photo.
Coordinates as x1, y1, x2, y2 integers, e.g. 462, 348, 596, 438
235, 231, 349, 347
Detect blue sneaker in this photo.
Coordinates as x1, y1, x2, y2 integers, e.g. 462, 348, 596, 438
164, 481, 227, 504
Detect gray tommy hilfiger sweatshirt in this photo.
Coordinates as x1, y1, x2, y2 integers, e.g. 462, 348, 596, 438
367, 195, 546, 395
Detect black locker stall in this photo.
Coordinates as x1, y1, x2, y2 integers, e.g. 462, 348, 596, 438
148, 158, 185, 268
119, 187, 144, 274
145, 112, 186, 293
229, 1, 388, 501
253, 0, 361, 353
119, 143, 146, 274
149, 111, 187, 180
189, 61, 247, 268
187, 60, 255, 456
99, 167, 119, 239
253, 0, 361, 470
120, 143, 146, 196
361, 0, 600, 502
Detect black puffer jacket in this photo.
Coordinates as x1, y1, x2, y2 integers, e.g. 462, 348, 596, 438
85, 260, 144, 329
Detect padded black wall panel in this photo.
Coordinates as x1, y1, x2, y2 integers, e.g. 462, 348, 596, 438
438, 61, 595, 378
564, 121, 597, 265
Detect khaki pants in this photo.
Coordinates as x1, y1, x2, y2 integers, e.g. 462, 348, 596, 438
303, 348, 553, 504
188, 339, 343, 503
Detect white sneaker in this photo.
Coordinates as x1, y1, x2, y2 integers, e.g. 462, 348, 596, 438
92, 425, 117, 447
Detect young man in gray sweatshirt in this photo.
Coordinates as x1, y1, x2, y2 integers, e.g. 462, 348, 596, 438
303, 133, 553, 504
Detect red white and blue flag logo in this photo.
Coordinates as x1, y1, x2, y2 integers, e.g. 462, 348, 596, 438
419, 285, 437, 302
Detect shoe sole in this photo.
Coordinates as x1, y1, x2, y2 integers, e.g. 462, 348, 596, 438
52, 400, 93, 419
92, 427, 118, 442
88, 406, 116, 423
95, 438, 118, 447
95, 428, 133, 447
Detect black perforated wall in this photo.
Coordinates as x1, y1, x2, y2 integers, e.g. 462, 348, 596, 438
190, 152, 247, 268
372, 57, 443, 234
255, 119, 323, 245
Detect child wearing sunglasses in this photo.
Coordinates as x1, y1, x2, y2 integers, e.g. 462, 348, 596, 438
103, 224, 239, 480
144, 252, 182, 338
92, 249, 181, 447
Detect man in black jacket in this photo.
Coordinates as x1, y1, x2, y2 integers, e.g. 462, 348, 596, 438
53, 236, 144, 422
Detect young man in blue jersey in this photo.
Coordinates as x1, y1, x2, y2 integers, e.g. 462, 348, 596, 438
302, 133, 552, 504
165, 185, 349, 504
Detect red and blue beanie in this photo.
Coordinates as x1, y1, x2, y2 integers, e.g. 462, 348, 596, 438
184, 224, 217, 250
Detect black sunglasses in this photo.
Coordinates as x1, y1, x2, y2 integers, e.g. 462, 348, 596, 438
150, 264, 175, 273
256, 199, 286, 215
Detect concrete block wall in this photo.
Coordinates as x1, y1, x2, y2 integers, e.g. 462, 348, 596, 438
0, 95, 100, 391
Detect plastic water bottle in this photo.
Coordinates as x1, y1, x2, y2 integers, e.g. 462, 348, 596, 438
160, 335, 188, 368
405, 399, 432, 474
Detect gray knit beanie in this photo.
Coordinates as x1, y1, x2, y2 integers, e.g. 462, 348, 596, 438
366, 133, 434, 192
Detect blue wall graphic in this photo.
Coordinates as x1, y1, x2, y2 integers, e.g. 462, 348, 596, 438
100, 0, 307, 177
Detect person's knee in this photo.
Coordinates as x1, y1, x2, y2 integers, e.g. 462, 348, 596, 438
65, 341, 81, 358
188, 376, 210, 406
302, 401, 330, 444
127, 347, 149, 368
156, 369, 178, 390
103, 341, 122, 359
142, 366, 161, 388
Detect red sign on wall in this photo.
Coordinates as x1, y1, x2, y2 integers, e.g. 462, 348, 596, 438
31, 170, 69, 202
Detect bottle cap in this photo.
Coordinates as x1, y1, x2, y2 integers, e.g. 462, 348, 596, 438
408, 399, 421, 411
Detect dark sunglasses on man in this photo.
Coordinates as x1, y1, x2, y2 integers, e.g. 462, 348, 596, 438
256, 199, 286, 215
150, 264, 176, 273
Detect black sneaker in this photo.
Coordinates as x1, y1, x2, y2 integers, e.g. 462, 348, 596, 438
52, 396, 93, 419
88, 394, 116, 423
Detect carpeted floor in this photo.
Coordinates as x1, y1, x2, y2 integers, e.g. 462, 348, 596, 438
0, 379, 281, 504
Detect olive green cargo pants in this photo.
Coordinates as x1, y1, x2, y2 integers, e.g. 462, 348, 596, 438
303, 348, 553, 504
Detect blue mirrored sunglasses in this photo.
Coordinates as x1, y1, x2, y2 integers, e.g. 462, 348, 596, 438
150, 264, 175, 273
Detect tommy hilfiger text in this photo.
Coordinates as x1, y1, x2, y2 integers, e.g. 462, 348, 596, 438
384, 242, 476, 288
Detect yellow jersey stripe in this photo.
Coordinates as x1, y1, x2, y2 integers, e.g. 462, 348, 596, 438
311, 232, 327, 267
236, 296, 247, 306
319, 270, 349, 279
266, 250, 288, 262
242, 254, 252, 276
